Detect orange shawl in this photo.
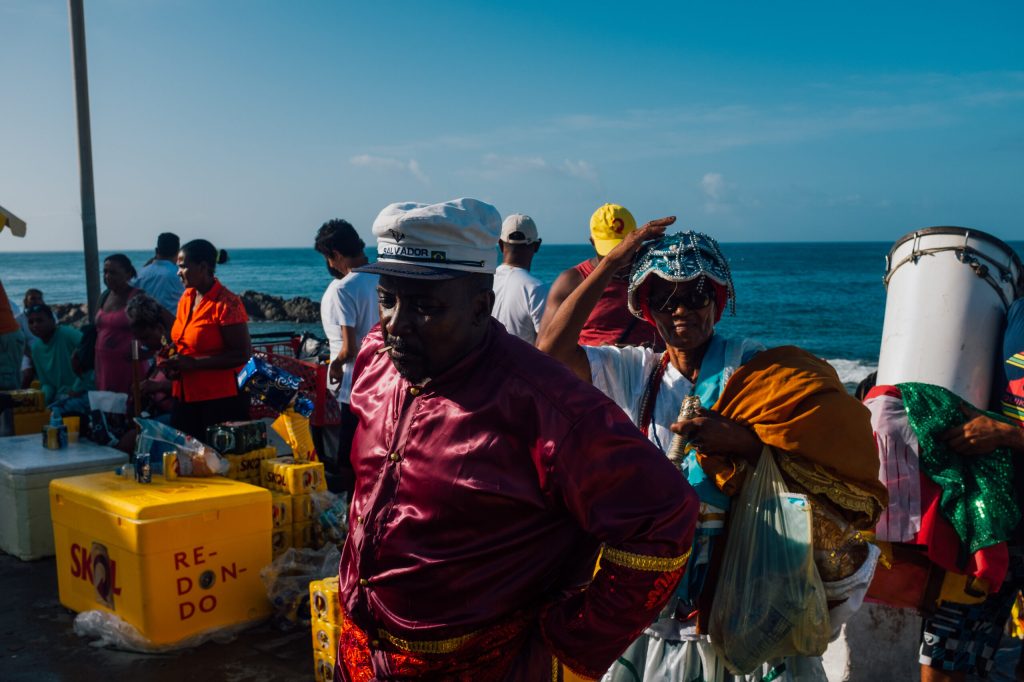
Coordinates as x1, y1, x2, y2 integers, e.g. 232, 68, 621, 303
705, 345, 887, 529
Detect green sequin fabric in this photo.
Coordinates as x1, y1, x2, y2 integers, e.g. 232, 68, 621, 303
898, 382, 1020, 554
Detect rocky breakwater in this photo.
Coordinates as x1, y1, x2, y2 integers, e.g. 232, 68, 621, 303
52, 291, 321, 328
240, 291, 320, 323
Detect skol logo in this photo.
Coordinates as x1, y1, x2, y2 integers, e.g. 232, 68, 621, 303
239, 457, 261, 472
313, 591, 328, 619
70, 542, 122, 609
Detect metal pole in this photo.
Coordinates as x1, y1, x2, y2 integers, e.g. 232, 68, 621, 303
68, 0, 100, 322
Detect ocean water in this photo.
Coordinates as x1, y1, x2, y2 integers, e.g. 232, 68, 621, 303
4, 242, 1020, 388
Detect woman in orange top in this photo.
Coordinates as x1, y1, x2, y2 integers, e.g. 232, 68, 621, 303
161, 239, 251, 439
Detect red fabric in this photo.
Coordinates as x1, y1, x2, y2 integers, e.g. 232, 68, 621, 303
913, 473, 1009, 589
573, 260, 661, 347
0, 281, 17, 335
868, 384, 1009, 591
340, 321, 697, 680
170, 279, 248, 403
336, 608, 535, 681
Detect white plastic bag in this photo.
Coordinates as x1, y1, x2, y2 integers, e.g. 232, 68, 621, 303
709, 447, 829, 673
73, 610, 251, 652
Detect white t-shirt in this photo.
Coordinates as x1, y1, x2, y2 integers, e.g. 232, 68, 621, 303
584, 337, 764, 453
492, 264, 548, 345
321, 272, 379, 404
134, 259, 184, 314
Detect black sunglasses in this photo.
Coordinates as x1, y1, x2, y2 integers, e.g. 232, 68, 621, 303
650, 288, 714, 312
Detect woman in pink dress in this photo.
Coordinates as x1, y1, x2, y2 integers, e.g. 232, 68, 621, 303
94, 254, 145, 395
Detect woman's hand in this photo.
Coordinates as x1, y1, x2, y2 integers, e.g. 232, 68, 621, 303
140, 378, 172, 396
942, 404, 1024, 456
159, 354, 197, 373
670, 409, 761, 461
602, 217, 676, 271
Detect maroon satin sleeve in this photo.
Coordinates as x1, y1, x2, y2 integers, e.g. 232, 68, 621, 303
538, 404, 698, 679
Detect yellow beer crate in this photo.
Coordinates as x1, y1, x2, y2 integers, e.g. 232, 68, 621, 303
309, 576, 341, 624
13, 409, 50, 436
271, 526, 293, 557
314, 651, 337, 681
2, 388, 45, 413
50, 472, 272, 646
293, 521, 315, 549
311, 615, 341, 659
292, 494, 314, 524
271, 493, 292, 529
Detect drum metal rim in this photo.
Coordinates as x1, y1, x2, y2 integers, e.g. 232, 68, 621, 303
884, 226, 1024, 305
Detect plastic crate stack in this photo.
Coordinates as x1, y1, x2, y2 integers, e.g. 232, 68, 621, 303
2, 388, 49, 435
309, 575, 342, 681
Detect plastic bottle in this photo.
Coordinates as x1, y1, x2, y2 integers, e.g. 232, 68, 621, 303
42, 408, 68, 450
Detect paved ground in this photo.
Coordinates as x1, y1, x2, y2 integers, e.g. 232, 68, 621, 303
1, 552, 313, 682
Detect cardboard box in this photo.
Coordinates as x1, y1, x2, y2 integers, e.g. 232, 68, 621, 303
51, 472, 272, 645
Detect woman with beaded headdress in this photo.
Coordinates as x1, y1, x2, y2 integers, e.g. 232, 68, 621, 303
539, 218, 886, 682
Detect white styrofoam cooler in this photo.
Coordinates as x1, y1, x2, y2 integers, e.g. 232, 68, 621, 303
876, 226, 1024, 407
0, 435, 127, 560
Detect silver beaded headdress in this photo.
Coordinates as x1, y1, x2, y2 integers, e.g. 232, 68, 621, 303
627, 231, 736, 319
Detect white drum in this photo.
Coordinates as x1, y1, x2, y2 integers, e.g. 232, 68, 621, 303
876, 226, 1024, 407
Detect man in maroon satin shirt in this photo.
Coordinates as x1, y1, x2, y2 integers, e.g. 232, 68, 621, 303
337, 198, 698, 681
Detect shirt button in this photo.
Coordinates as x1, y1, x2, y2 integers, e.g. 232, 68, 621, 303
358, 578, 369, 587
357, 514, 363, 525
371, 639, 380, 648
389, 452, 401, 463
409, 386, 421, 396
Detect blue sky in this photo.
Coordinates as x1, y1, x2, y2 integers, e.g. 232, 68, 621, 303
1, 1, 1022, 251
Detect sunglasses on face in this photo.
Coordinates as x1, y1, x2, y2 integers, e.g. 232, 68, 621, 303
649, 288, 714, 312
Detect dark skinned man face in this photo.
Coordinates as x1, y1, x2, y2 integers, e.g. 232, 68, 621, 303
376, 274, 494, 384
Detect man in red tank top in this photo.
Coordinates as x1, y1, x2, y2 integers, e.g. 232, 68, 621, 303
538, 204, 662, 349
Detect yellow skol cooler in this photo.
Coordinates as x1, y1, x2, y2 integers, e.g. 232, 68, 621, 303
50, 472, 273, 645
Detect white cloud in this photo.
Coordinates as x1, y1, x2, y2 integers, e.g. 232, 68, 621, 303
561, 159, 599, 184
471, 154, 600, 188
350, 154, 429, 184
699, 172, 730, 214
699, 172, 725, 201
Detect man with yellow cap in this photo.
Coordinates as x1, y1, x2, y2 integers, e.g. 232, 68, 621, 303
539, 204, 662, 349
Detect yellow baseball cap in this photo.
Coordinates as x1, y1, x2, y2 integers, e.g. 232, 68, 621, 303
589, 203, 636, 256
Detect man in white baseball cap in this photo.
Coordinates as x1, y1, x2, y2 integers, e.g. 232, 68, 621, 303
339, 198, 697, 681
492, 213, 548, 345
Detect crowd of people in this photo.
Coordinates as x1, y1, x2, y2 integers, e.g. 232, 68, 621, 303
3, 199, 1022, 681
0, 232, 250, 447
